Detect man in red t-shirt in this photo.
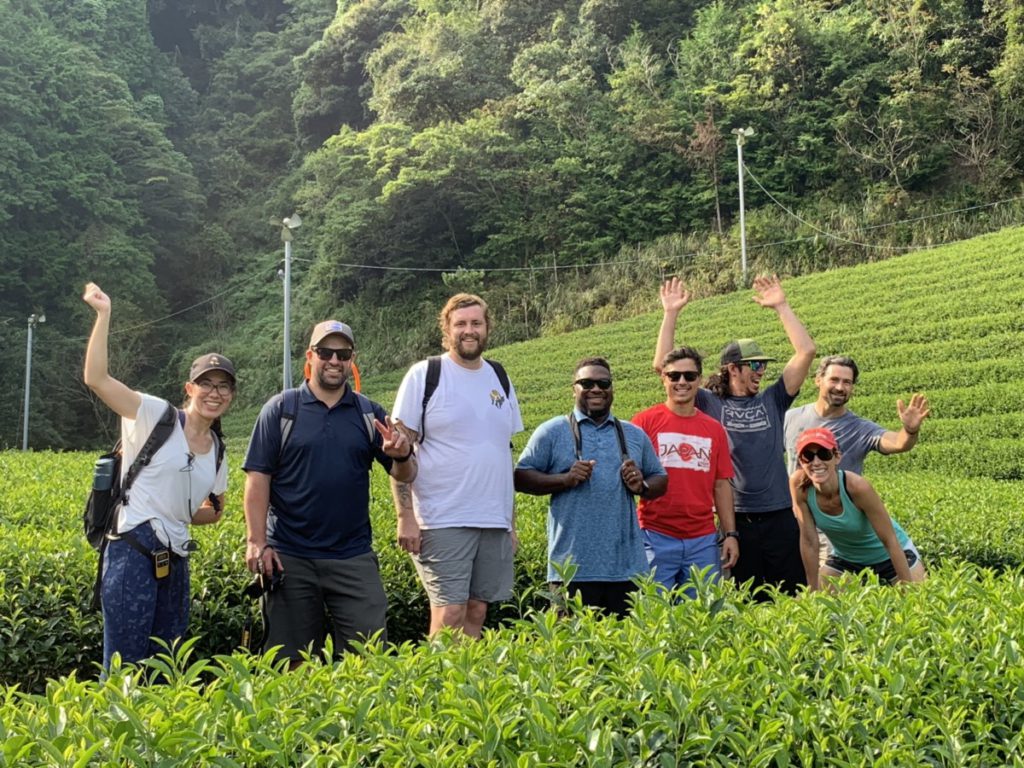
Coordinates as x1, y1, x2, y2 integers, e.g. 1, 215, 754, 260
632, 346, 739, 592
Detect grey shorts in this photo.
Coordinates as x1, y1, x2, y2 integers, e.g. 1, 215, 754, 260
264, 550, 387, 661
412, 527, 514, 606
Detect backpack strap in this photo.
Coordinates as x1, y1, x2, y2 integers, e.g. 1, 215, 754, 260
277, 388, 302, 463
485, 359, 511, 398
177, 409, 227, 512
612, 418, 629, 462
91, 402, 177, 611
566, 413, 629, 462
120, 403, 178, 507
353, 391, 377, 444
419, 356, 510, 444
419, 356, 443, 444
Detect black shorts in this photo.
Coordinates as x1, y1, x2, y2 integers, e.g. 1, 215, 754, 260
824, 546, 919, 584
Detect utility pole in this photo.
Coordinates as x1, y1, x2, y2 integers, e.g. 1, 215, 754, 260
22, 312, 46, 450
275, 214, 302, 389
731, 127, 754, 286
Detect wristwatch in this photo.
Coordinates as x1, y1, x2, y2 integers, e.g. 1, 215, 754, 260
719, 531, 740, 544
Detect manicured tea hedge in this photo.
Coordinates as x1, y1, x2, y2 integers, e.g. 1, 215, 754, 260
2, 564, 1023, 766
2, 226, 1023, 712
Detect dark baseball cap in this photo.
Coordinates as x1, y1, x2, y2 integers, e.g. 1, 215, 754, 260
189, 353, 236, 382
720, 338, 777, 366
309, 320, 355, 348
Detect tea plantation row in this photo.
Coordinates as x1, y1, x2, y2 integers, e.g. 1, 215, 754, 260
3, 564, 1024, 766
1, 228, 1022, 762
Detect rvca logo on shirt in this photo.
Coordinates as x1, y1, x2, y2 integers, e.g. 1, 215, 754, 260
721, 402, 771, 432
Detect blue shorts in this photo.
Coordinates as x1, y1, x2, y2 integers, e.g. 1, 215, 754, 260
642, 528, 720, 593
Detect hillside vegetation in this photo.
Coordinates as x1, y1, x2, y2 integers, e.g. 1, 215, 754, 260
1, 228, 1023, 763
4, 0, 1024, 449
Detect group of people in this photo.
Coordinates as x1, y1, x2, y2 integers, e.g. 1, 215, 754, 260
82, 276, 929, 669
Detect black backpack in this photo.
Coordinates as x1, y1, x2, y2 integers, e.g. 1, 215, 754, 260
276, 387, 376, 459
84, 403, 224, 608
418, 355, 511, 443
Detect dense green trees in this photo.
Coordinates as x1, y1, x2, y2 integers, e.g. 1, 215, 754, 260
2, 0, 1021, 448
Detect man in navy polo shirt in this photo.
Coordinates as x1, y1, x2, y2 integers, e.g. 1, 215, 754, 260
243, 320, 417, 663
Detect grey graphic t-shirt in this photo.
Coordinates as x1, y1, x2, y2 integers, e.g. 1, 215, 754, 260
697, 378, 795, 514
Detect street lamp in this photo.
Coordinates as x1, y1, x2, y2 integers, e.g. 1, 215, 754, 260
22, 312, 46, 450
731, 127, 755, 286
273, 214, 302, 388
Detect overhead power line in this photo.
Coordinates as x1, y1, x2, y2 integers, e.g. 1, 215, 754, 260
743, 163, 1024, 251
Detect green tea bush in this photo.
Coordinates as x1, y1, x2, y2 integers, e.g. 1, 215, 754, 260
3, 226, 1024, 700
3, 564, 1024, 766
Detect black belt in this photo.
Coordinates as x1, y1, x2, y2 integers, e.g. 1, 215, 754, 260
106, 530, 185, 562
735, 507, 791, 524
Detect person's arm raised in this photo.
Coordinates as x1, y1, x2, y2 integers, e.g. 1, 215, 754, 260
82, 283, 141, 419
653, 278, 691, 373
752, 275, 816, 397
879, 394, 930, 455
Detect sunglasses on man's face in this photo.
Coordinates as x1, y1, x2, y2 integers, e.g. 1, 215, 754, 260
313, 346, 354, 362
575, 378, 612, 391
798, 447, 835, 464
743, 360, 768, 373
664, 370, 700, 383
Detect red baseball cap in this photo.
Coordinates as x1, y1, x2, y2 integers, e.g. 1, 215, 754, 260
795, 427, 838, 455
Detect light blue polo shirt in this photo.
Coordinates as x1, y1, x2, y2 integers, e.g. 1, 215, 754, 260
517, 408, 666, 582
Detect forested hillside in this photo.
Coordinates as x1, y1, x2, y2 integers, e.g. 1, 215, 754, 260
2, 0, 1022, 448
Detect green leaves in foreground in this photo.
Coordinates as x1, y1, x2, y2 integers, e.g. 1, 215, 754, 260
3, 563, 1024, 766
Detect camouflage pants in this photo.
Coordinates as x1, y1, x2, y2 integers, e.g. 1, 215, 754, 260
102, 522, 189, 669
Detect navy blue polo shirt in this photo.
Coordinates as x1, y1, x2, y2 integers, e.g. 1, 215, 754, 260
243, 382, 393, 559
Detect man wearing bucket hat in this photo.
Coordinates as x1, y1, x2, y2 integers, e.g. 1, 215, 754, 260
243, 319, 417, 664
654, 275, 816, 598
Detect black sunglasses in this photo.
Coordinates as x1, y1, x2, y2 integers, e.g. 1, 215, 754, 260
740, 360, 768, 373
313, 346, 354, 362
575, 378, 612, 391
798, 447, 836, 464
664, 370, 700, 383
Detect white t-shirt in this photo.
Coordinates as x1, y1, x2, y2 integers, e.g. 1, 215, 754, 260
393, 356, 523, 529
117, 394, 228, 555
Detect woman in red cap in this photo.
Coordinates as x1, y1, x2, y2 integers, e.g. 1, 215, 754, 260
790, 426, 926, 591
83, 282, 236, 669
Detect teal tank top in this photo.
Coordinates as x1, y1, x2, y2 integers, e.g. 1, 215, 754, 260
807, 471, 909, 565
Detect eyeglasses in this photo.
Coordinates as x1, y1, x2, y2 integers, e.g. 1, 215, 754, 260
195, 379, 234, 396
575, 378, 612, 391
313, 346, 354, 362
798, 447, 835, 464
743, 360, 768, 373
664, 370, 700, 383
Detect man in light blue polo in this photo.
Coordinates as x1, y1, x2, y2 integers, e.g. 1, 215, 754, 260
514, 357, 667, 617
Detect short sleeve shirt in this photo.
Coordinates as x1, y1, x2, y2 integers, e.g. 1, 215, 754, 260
119, 394, 228, 556
516, 409, 666, 582
632, 404, 733, 540
784, 404, 886, 474
696, 378, 795, 514
392, 356, 523, 529
243, 382, 393, 559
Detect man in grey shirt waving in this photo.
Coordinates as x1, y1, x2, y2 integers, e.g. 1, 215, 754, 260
784, 355, 930, 474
